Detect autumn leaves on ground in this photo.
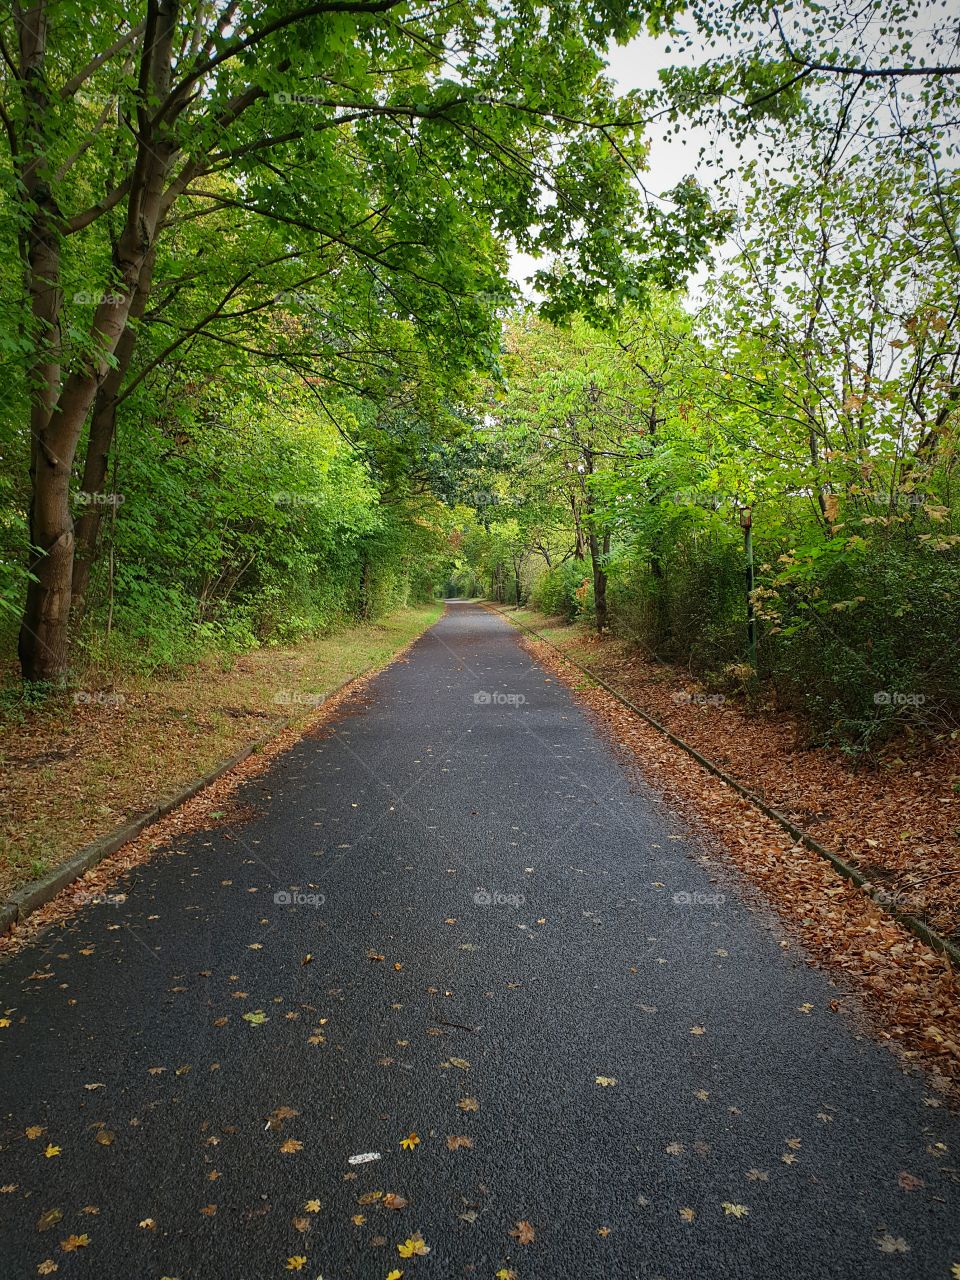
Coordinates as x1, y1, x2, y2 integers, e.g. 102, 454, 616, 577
2, 602, 960, 1280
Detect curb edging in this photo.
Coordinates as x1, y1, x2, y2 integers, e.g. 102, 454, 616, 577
0, 670, 370, 938
490, 604, 960, 969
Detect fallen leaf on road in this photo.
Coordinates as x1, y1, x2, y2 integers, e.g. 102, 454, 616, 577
722, 1203, 749, 1218
25, 1126, 43, 1140
358, 1191, 383, 1205
876, 1234, 910, 1254
242, 1010, 268, 1025
690, 1026, 706, 1036
94, 1130, 115, 1147
37, 1261, 57, 1275
279, 1139, 303, 1154
595, 1076, 617, 1087
400, 1133, 420, 1151
304, 1200, 321, 1213
457, 1098, 479, 1112
397, 1234, 430, 1257
509, 1220, 536, 1245
679, 1208, 696, 1222
382, 1193, 409, 1210
60, 1235, 90, 1252
897, 1171, 924, 1191
43, 1145, 60, 1159
285, 1258, 307, 1272
447, 1136, 473, 1150
36, 1208, 63, 1232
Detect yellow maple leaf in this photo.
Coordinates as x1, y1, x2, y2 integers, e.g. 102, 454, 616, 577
496, 1270, 518, 1280
37, 1262, 58, 1276
0, 1018, 11, 1028
44, 1144, 61, 1159
690, 1026, 706, 1036
399, 1132, 420, 1151
285, 1258, 307, 1272
594, 1076, 617, 1087
387, 1271, 404, 1280
304, 1199, 321, 1213
26, 1126, 44, 1139
397, 1234, 430, 1258
352, 1214, 366, 1226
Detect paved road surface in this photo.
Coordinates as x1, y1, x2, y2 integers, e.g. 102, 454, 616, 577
2, 602, 958, 1279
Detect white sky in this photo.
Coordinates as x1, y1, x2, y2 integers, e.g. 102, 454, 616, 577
509, 30, 718, 295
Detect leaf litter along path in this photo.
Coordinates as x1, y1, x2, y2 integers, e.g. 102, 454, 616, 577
1, 602, 959, 1280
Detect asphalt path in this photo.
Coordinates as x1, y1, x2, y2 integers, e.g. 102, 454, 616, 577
1, 601, 958, 1280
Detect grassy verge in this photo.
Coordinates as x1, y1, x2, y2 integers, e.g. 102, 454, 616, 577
0, 602, 443, 900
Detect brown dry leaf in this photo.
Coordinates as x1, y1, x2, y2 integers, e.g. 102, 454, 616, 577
446, 1135, 474, 1151
679, 1208, 696, 1223
351, 1214, 366, 1226
690, 1026, 706, 1036
94, 1130, 115, 1146
292, 1216, 311, 1233
898, 1171, 924, 1192
357, 1191, 383, 1206
138, 1218, 156, 1230
25, 1126, 44, 1140
200, 1205, 217, 1217
37, 1261, 58, 1275
509, 1220, 536, 1245
457, 1097, 480, 1112
279, 1139, 303, 1154
382, 1192, 409, 1211
36, 1208, 63, 1232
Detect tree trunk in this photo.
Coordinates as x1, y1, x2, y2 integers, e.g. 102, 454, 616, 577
71, 247, 157, 617
589, 529, 609, 633
17, 0, 179, 680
